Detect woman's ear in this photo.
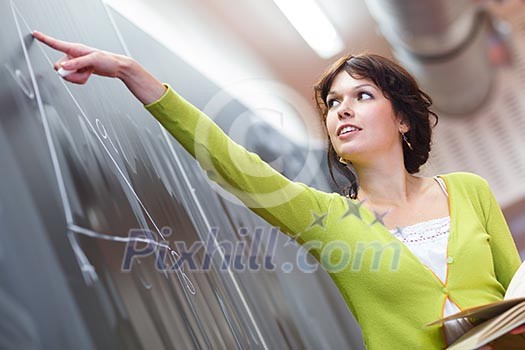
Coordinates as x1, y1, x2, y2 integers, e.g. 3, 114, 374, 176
398, 116, 410, 133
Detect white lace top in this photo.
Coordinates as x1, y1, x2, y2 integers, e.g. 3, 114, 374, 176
388, 176, 474, 345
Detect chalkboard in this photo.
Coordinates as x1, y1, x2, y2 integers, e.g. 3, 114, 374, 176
0, 0, 364, 349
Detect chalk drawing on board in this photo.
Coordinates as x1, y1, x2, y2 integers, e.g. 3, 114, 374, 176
10, 0, 196, 294
4, 63, 35, 99
104, 7, 268, 347
103, 5, 268, 346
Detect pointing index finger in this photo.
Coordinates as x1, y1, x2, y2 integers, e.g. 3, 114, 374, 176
32, 30, 74, 54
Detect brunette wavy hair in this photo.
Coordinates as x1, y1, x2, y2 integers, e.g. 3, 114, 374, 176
314, 53, 439, 199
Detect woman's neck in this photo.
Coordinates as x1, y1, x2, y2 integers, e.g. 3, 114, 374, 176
354, 165, 425, 208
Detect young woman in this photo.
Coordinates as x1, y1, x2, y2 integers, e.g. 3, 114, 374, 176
32, 31, 524, 349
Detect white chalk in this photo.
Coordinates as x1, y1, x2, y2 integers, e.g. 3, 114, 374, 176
57, 67, 76, 77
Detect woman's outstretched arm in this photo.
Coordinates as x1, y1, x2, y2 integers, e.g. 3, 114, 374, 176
32, 31, 346, 244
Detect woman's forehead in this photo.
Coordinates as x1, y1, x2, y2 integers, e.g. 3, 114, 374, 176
329, 72, 377, 93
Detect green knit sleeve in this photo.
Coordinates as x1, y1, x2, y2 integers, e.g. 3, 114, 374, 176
144, 84, 338, 243
479, 177, 522, 289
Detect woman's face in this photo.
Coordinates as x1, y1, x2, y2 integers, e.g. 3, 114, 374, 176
325, 70, 403, 163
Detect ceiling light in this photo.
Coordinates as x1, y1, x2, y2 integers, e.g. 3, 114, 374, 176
272, 0, 344, 58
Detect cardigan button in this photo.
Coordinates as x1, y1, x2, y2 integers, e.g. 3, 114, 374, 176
447, 256, 454, 264
441, 287, 448, 294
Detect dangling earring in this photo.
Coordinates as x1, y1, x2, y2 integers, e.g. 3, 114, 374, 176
401, 132, 413, 151
339, 157, 348, 165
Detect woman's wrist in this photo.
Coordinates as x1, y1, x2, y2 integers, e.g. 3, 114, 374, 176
117, 56, 166, 105
115, 55, 136, 82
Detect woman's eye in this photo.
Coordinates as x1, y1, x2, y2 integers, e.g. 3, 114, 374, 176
358, 91, 373, 100
326, 98, 339, 108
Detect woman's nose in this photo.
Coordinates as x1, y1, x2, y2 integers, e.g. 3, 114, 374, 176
337, 102, 354, 119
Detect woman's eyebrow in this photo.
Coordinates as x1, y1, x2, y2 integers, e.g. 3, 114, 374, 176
327, 83, 375, 97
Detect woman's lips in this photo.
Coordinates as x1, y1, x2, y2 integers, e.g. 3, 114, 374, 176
338, 129, 360, 140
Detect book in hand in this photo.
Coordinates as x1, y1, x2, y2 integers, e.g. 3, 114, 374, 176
426, 260, 525, 349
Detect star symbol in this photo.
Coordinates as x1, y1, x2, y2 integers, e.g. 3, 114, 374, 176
368, 209, 390, 227
285, 231, 302, 246
307, 211, 328, 230
390, 226, 407, 238
285, 211, 327, 246
339, 197, 366, 221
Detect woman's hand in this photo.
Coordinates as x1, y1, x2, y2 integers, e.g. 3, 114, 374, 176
509, 324, 525, 335
476, 324, 525, 349
32, 31, 166, 104
32, 31, 129, 83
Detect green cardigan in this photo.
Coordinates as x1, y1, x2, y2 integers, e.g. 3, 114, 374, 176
145, 85, 522, 350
